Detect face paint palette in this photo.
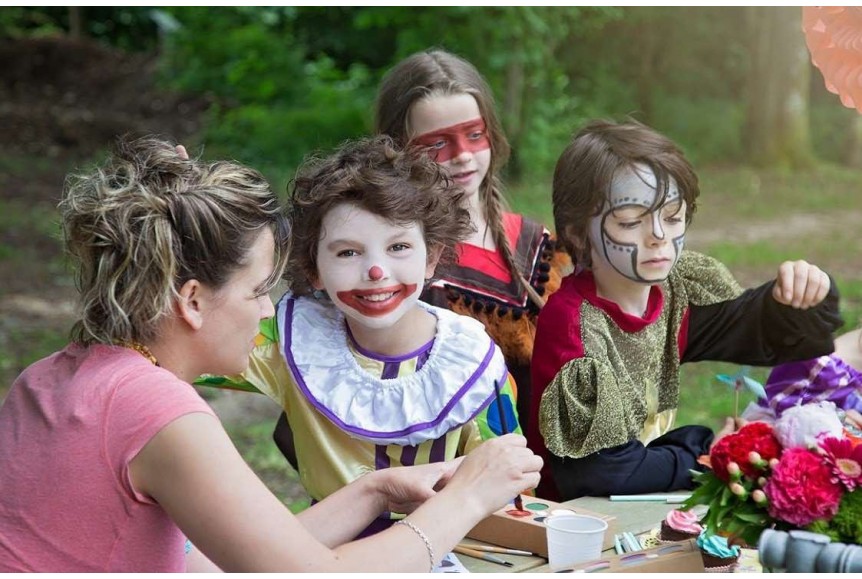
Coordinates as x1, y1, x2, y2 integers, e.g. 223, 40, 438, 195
466, 495, 617, 558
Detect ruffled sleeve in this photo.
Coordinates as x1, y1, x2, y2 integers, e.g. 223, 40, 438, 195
672, 250, 743, 306
538, 356, 645, 458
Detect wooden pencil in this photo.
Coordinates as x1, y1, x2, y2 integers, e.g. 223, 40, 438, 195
457, 543, 533, 556
453, 545, 514, 567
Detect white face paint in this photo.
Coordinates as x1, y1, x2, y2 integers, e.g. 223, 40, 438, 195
588, 164, 687, 283
314, 203, 436, 331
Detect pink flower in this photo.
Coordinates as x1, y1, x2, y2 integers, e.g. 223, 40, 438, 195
764, 448, 843, 526
819, 436, 862, 491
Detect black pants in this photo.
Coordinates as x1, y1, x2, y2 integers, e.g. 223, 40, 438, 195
548, 425, 714, 500
273, 411, 299, 471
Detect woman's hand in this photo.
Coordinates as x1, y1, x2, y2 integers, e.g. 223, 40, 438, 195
373, 458, 463, 514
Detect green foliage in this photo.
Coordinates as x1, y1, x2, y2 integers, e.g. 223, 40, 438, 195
807, 489, 862, 544
683, 469, 774, 547
160, 7, 305, 104
0, 7, 158, 51
652, 95, 746, 166
160, 8, 374, 182
199, 60, 374, 187
0, 7, 64, 38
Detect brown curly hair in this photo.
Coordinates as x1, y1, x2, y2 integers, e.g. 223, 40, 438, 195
553, 119, 700, 267
285, 135, 474, 296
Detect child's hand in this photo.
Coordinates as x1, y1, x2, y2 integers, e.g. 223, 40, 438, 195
772, 260, 830, 309
709, 416, 748, 450
846, 409, 862, 430
444, 434, 542, 514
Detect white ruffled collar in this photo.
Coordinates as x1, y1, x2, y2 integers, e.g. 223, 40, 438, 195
276, 293, 507, 446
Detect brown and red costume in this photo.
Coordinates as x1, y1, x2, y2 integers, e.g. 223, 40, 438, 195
421, 212, 571, 428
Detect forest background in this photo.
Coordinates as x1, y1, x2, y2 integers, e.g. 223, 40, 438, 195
1, 6, 861, 509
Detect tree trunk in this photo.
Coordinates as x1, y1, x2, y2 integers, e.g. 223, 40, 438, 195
744, 7, 813, 168
68, 7, 83, 39
848, 115, 862, 169
502, 57, 525, 180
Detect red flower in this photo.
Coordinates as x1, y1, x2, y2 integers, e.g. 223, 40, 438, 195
819, 436, 862, 491
764, 448, 843, 527
710, 422, 782, 482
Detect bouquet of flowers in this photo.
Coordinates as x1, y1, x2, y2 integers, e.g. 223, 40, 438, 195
683, 401, 862, 547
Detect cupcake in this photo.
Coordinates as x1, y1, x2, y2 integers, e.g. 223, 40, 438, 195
696, 530, 741, 573
659, 509, 703, 543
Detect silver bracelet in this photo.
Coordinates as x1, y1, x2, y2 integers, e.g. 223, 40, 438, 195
396, 519, 435, 572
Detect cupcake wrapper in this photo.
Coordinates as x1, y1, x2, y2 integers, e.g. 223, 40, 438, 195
704, 562, 737, 573
657, 538, 689, 545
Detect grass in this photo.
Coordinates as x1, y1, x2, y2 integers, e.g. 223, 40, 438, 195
224, 419, 311, 513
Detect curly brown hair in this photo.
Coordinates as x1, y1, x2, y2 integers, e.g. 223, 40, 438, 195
285, 135, 474, 296
553, 119, 700, 266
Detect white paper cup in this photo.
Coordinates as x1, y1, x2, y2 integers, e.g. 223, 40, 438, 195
545, 513, 608, 571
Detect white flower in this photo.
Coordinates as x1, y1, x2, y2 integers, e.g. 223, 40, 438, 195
773, 401, 844, 449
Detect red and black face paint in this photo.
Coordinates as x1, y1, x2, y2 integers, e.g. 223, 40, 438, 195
411, 118, 490, 163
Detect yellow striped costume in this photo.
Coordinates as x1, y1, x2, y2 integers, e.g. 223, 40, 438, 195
200, 293, 519, 536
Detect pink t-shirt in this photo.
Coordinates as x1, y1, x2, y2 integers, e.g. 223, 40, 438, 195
0, 343, 215, 571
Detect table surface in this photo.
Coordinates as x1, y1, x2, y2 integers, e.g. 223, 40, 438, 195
460, 493, 688, 573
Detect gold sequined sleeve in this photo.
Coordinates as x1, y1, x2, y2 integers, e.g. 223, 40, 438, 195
538, 356, 641, 459
673, 250, 743, 305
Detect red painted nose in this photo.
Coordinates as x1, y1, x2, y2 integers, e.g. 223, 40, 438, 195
368, 265, 384, 281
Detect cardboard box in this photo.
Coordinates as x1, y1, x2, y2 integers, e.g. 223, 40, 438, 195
564, 539, 705, 573
465, 495, 617, 558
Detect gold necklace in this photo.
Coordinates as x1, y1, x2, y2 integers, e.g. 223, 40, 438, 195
118, 340, 158, 366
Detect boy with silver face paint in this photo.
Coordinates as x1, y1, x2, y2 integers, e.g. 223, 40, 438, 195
525, 119, 843, 500
588, 163, 686, 284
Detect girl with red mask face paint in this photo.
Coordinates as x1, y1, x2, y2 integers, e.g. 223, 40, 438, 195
366, 49, 573, 436
199, 136, 532, 541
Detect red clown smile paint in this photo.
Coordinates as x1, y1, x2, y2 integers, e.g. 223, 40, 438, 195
336, 283, 417, 317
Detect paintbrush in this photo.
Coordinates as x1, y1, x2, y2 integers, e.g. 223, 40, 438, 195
457, 543, 533, 556
453, 545, 514, 567
493, 379, 525, 512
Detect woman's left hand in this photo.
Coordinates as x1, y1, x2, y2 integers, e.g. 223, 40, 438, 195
374, 458, 463, 514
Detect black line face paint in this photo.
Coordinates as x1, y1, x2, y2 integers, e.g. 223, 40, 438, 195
590, 164, 686, 284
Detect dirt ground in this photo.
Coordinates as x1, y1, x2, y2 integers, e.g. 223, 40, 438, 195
0, 36, 208, 394
0, 35, 309, 501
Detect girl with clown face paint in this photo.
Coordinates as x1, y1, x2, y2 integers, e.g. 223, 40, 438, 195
198, 136, 529, 539
526, 119, 843, 501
